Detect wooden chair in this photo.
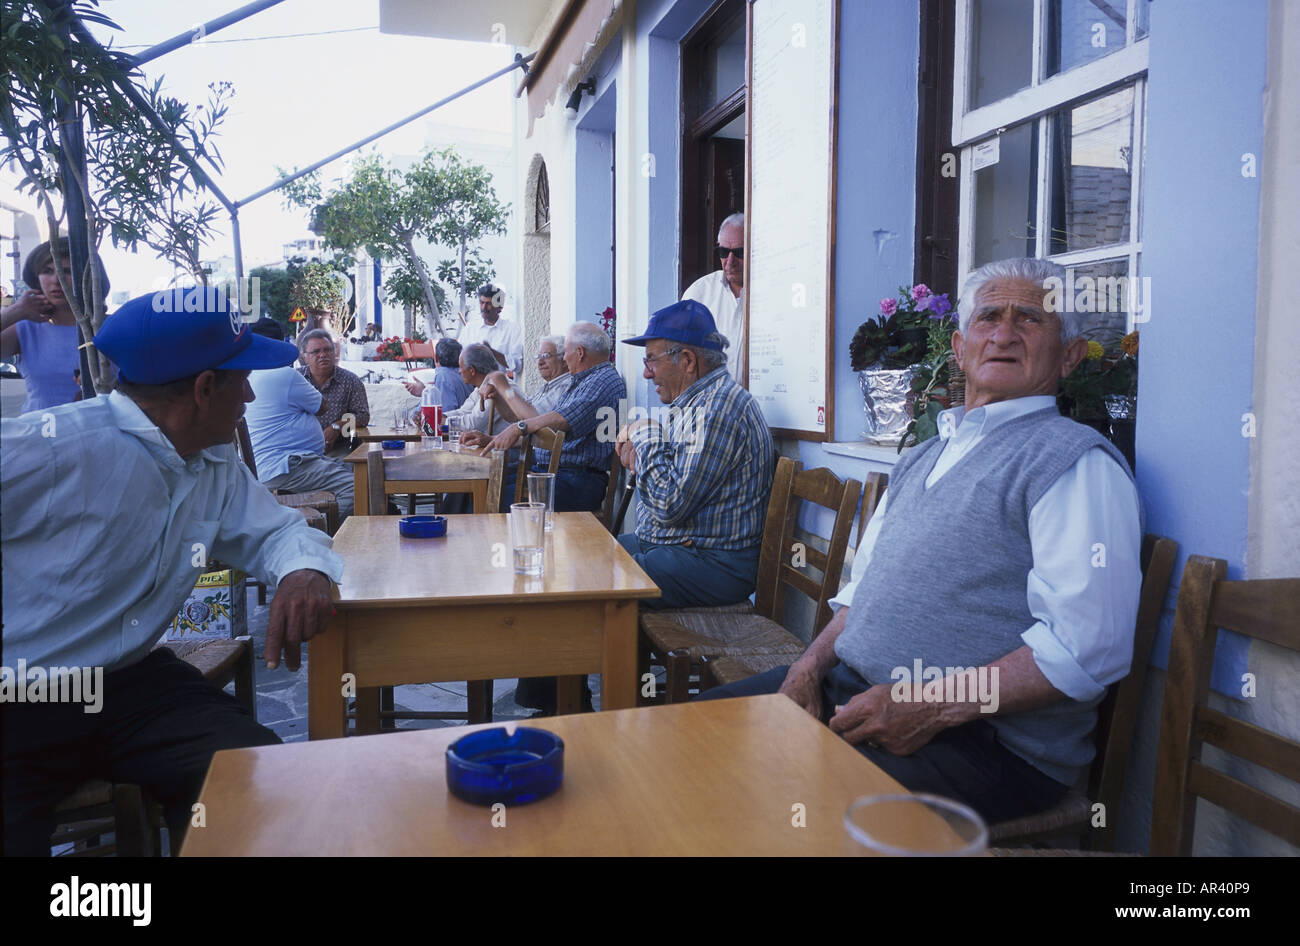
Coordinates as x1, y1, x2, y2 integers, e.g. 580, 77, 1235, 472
360, 448, 505, 729
597, 452, 625, 532
701, 471, 889, 690
989, 534, 1178, 850
639, 457, 862, 703
49, 635, 257, 856
512, 426, 566, 505
1149, 555, 1300, 855
609, 472, 636, 536
362, 446, 504, 516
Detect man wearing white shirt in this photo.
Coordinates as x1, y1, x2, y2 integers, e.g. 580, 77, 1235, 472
698, 257, 1141, 824
458, 283, 523, 377
681, 212, 745, 382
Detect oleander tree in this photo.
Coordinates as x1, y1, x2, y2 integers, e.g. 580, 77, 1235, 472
1, 0, 234, 393
279, 147, 507, 339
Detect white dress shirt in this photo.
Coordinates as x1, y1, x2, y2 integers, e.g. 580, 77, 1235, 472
458, 315, 524, 377
682, 270, 745, 382
830, 395, 1142, 702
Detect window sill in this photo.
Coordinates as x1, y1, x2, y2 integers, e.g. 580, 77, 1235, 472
820, 441, 910, 465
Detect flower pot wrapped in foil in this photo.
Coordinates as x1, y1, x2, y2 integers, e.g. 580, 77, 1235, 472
859, 366, 920, 445
1104, 394, 1136, 421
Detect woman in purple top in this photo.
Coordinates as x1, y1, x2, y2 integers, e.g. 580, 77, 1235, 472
1, 240, 109, 414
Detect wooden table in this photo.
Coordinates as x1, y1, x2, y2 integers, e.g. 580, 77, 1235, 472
353, 425, 421, 443
308, 512, 659, 739
182, 694, 959, 856
344, 441, 498, 514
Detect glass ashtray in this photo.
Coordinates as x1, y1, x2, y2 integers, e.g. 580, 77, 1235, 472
446, 726, 564, 806
398, 515, 447, 538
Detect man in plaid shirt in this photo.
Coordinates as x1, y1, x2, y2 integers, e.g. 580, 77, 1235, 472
616, 300, 774, 608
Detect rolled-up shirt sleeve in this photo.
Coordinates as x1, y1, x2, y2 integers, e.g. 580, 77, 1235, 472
1020, 448, 1142, 701
211, 464, 344, 586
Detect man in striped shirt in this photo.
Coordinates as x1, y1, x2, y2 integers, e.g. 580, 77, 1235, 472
616, 300, 774, 608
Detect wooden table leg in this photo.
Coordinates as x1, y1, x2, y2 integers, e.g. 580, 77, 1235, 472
353, 463, 369, 515
355, 687, 381, 735
308, 612, 348, 740
555, 676, 583, 715
467, 680, 493, 723
601, 599, 638, 710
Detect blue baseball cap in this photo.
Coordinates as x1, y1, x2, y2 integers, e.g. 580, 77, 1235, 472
94, 288, 301, 384
622, 299, 725, 350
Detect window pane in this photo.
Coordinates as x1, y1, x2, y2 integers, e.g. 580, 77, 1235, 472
1045, 0, 1126, 78
701, 15, 746, 112
1048, 86, 1134, 254
973, 122, 1039, 267
1057, 258, 1133, 341
1135, 0, 1151, 39
968, 0, 1033, 110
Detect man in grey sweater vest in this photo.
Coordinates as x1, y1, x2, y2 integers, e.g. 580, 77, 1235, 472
699, 258, 1143, 824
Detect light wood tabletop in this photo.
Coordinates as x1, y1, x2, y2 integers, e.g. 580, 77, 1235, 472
307, 513, 660, 739
344, 441, 501, 514
183, 694, 946, 856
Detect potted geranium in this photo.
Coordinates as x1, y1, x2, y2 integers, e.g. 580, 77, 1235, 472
376, 336, 405, 361
851, 284, 952, 445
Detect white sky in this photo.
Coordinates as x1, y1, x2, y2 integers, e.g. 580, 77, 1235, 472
76, 0, 515, 296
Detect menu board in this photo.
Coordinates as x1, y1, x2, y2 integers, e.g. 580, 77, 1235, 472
745, 0, 838, 440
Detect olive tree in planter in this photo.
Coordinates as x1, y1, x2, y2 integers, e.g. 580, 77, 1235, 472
290, 261, 353, 338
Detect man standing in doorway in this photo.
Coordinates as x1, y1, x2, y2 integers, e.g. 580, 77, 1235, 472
682, 212, 745, 382
460, 283, 524, 377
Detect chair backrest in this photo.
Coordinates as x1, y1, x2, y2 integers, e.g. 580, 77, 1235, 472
366, 447, 505, 515
234, 418, 258, 479
1087, 533, 1178, 851
1150, 555, 1300, 855
597, 451, 624, 532
753, 457, 862, 633
855, 471, 889, 545
610, 472, 636, 535
513, 427, 566, 504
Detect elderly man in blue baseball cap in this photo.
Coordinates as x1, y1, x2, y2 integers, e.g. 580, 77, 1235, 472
615, 299, 774, 608
1, 287, 344, 856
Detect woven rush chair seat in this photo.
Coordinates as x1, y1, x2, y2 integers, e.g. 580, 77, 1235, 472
640, 611, 805, 658
702, 652, 801, 690
988, 791, 1094, 844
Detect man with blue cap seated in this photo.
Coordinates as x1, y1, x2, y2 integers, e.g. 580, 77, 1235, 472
616, 299, 774, 608
1, 287, 344, 856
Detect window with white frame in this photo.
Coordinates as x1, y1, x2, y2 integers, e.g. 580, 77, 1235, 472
954, 0, 1151, 337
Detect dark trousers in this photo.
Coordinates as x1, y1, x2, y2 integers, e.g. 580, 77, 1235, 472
696, 663, 1070, 824
3, 648, 280, 856
502, 466, 608, 514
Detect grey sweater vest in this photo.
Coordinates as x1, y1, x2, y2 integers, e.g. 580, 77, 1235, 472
833, 407, 1135, 786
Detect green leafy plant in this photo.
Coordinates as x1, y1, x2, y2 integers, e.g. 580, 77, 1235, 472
1059, 331, 1139, 420
850, 284, 951, 370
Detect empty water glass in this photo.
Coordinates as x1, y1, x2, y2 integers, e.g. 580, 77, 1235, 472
843, 793, 987, 856
527, 472, 556, 532
509, 502, 546, 576
447, 416, 462, 449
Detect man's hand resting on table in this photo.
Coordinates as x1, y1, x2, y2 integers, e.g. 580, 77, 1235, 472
265, 569, 334, 671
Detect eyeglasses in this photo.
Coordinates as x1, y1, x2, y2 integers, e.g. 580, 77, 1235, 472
537, 352, 558, 362
716, 245, 744, 260
304, 348, 334, 358
642, 348, 682, 368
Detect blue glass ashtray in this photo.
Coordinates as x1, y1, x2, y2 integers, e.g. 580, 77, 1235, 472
381, 439, 406, 450
398, 515, 447, 538
446, 727, 564, 806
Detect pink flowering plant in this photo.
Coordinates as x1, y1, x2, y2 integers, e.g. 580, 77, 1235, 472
850, 283, 952, 370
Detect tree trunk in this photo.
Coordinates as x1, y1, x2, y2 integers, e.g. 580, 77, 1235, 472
457, 239, 468, 324
401, 233, 446, 338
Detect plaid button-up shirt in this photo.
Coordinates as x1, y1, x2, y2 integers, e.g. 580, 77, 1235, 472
630, 367, 774, 550
535, 360, 625, 472
299, 365, 370, 430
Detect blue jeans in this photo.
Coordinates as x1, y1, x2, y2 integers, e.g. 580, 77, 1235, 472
617, 534, 761, 609
503, 466, 608, 513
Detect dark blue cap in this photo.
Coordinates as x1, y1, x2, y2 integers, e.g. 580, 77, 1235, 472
622, 299, 724, 350
94, 288, 301, 384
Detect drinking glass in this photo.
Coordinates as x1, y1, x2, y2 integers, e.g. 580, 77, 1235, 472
527, 472, 556, 532
843, 793, 987, 856
509, 502, 546, 576
393, 407, 409, 432
447, 416, 463, 450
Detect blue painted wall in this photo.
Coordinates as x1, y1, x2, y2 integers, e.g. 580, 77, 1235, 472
799, 0, 919, 468
1138, 0, 1267, 690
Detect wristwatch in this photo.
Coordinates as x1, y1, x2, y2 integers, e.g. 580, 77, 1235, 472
516, 420, 528, 434
330, 422, 341, 431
